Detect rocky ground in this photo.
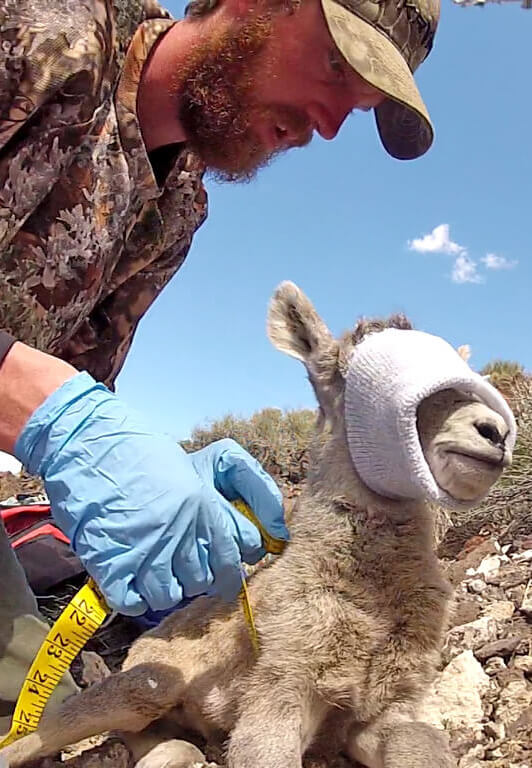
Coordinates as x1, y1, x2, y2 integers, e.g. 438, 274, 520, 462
19, 530, 532, 768
426, 535, 532, 768
1, 477, 531, 768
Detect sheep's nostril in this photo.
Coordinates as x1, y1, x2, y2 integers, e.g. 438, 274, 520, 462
475, 421, 504, 446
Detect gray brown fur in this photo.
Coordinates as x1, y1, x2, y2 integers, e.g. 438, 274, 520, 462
3, 281, 513, 768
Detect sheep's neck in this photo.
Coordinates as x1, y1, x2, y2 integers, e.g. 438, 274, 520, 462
299, 429, 451, 606
288, 495, 451, 652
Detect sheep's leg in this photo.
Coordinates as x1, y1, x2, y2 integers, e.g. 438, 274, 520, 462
0, 662, 184, 767
226, 669, 327, 768
227, 708, 303, 768
348, 707, 456, 768
380, 723, 456, 768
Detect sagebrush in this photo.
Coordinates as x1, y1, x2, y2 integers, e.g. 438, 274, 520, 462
183, 407, 316, 483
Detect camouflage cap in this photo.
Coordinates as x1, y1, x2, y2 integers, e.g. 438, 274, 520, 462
321, 0, 440, 160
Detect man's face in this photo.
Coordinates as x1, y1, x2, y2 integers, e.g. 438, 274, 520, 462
177, 0, 385, 180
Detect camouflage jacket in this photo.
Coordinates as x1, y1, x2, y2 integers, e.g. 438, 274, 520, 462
0, 0, 207, 387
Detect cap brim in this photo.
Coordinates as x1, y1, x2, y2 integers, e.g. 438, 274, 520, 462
321, 0, 434, 160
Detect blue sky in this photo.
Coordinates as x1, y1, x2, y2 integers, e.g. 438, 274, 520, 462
115, 0, 531, 442
2, 1, 528, 475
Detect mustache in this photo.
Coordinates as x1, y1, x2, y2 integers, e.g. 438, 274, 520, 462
262, 104, 314, 148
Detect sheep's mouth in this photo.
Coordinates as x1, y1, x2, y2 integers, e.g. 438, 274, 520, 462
446, 449, 511, 470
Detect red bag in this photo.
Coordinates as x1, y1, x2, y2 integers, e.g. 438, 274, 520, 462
1, 501, 85, 593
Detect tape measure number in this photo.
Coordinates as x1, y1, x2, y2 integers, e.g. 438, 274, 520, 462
0, 499, 285, 749
0, 579, 108, 748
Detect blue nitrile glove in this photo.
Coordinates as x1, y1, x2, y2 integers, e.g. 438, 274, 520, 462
14, 372, 288, 616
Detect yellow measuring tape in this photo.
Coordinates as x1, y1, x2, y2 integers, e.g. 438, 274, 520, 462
232, 498, 286, 657
232, 499, 286, 556
0, 499, 286, 749
0, 578, 108, 748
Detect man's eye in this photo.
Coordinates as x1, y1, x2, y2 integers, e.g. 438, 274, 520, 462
328, 49, 346, 80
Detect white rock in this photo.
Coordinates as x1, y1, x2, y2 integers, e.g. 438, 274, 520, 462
458, 744, 486, 767
484, 656, 507, 676
444, 617, 498, 660
80, 650, 111, 686
520, 587, 532, 618
513, 655, 532, 675
467, 579, 487, 595
458, 759, 485, 768
512, 549, 532, 563
484, 720, 505, 740
475, 554, 502, 582
421, 650, 490, 736
481, 600, 515, 622
135, 741, 206, 768
496, 678, 532, 725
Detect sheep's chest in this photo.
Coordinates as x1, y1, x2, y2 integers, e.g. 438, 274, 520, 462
316, 577, 450, 722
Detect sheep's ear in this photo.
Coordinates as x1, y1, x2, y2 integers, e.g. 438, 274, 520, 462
457, 344, 471, 363
267, 281, 334, 363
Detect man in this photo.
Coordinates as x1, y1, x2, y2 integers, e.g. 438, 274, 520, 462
0, 0, 440, 733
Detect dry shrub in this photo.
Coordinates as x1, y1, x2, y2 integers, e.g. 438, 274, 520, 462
183, 407, 316, 484
0, 468, 44, 499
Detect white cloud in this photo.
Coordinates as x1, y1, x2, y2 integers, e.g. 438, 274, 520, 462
0, 451, 21, 475
408, 224, 517, 286
408, 224, 465, 255
481, 253, 517, 270
452, 254, 483, 285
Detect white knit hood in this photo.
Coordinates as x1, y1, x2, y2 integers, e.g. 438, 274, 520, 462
344, 329, 517, 509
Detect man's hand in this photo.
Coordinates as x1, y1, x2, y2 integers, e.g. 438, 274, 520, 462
13, 371, 288, 615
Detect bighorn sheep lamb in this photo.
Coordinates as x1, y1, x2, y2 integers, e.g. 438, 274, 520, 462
1, 281, 516, 768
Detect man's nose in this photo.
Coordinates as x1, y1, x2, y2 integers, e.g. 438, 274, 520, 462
315, 109, 349, 140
